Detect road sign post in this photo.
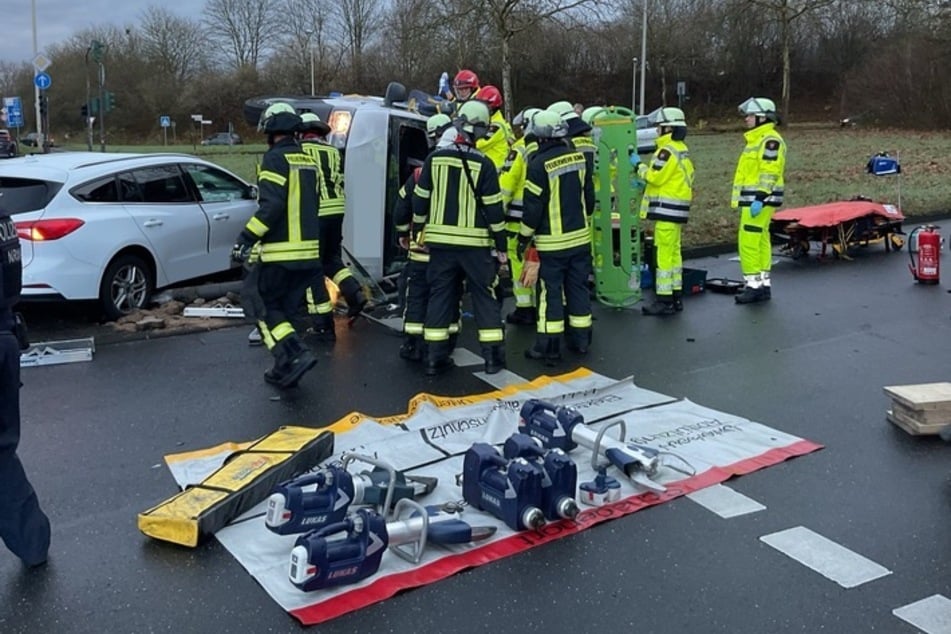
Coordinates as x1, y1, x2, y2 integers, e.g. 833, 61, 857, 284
160, 115, 171, 146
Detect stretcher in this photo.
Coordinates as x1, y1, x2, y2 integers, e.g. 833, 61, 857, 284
769, 198, 905, 260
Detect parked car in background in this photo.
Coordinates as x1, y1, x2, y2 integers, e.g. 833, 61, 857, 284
0, 152, 258, 319
635, 115, 659, 155
201, 132, 242, 146
21, 132, 54, 148
0, 129, 17, 157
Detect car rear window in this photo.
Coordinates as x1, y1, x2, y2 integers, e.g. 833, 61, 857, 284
0, 177, 62, 215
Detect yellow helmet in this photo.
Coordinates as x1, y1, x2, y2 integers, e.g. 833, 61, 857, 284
580, 106, 606, 125
258, 102, 301, 134
426, 113, 452, 138
455, 100, 490, 136
299, 112, 330, 135
531, 110, 569, 139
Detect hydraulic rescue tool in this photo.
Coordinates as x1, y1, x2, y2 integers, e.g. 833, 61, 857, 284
462, 443, 547, 531
519, 399, 695, 494
289, 499, 495, 591
501, 433, 580, 521
265, 453, 437, 535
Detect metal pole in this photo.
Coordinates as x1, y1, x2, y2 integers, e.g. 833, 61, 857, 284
98, 62, 105, 152
639, 0, 648, 115
31, 0, 43, 148
84, 48, 93, 151
632, 58, 637, 113
310, 48, 315, 96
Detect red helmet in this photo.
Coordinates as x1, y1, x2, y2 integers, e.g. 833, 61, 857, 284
478, 85, 503, 111
453, 69, 480, 91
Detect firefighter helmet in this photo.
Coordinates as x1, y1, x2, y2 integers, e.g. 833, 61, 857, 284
738, 97, 776, 117
258, 102, 301, 134
513, 107, 540, 128
426, 113, 452, 139
531, 110, 568, 139
647, 107, 686, 128
477, 85, 503, 111
453, 69, 480, 91
299, 112, 331, 135
547, 100, 590, 136
581, 106, 606, 125
455, 100, 490, 137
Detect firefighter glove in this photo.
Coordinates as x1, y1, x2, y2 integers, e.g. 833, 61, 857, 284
750, 200, 764, 217
516, 236, 531, 261
231, 234, 254, 264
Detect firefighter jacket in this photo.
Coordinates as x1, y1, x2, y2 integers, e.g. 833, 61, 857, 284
477, 111, 514, 170
0, 211, 21, 328
499, 136, 529, 223
638, 132, 694, 224
571, 134, 597, 181
394, 169, 429, 263
731, 122, 786, 210
300, 137, 345, 218
241, 137, 321, 267
412, 143, 507, 252
521, 139, 595, 253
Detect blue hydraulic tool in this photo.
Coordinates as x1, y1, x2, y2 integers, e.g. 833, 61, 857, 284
462, 443, 547, 531
501, 433, 579, 521
265, 453, 437, 535
289, 499, 495, 592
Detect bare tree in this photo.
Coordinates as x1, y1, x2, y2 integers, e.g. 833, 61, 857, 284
746, 0, 837, 121
276, 0, 345, 95
202, 0, 281, 70
139, 7, 207, 84
334, 0, 384, 89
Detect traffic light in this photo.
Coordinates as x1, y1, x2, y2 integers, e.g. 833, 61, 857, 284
39, 95, 48, 118
104, 91, 116, 112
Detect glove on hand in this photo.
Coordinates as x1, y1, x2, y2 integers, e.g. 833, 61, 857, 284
230, 242, 252, 264
516, 237, 531, 262
750, 200, 764, 217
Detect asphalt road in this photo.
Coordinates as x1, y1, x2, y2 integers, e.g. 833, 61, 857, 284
1, 244, 949, 634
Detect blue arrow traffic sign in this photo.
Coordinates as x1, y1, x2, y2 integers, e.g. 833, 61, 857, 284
34, 72, 51, 90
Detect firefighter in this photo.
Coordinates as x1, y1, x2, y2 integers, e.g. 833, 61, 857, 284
732, 97, 786, 303
475, 85, 514, 170
412, 100, 509, 376
637, 107, 695, 316
519, 110, 595, 363
298, 112, 367, 341
451, 69, 480, 105
231, 102, 320, 388
500, 107, 541, 326
548, 101, 595, 176
0, 203, 50, 568
394, 113, 454, 362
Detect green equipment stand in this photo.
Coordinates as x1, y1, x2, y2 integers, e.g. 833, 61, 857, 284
589, 106, 644, 308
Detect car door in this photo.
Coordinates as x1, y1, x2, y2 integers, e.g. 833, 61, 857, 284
122, 164, 215, 283
181, 162, 256, 268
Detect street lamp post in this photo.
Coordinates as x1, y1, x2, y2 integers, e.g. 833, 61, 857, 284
632, 57, 637, 113
310, 48, 315, 97
639, 0, 648, 115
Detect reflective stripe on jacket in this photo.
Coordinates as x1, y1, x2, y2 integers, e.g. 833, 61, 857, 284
300, 138, 345, 217
639, 133, 694, 224
521, 139, 594, 252
731, 122, 786, 209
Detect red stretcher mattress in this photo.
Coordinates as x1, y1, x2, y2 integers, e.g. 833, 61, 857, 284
772, 200, 904, 227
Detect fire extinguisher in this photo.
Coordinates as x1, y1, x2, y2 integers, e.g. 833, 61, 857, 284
908, 225, 941, 284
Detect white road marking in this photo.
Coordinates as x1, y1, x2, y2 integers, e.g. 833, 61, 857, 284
893, 595, 951, 634
450, 348, 483, 367
759, 526, 892, 588
473, 368, 529, 389
686, 484, 765, 518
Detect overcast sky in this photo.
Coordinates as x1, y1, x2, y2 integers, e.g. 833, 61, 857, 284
2, 0, 196, 65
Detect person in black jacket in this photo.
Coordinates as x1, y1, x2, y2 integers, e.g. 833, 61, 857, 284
0, 201, 51, 568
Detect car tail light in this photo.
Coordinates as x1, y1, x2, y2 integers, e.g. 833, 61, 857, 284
15, 219, 85, 241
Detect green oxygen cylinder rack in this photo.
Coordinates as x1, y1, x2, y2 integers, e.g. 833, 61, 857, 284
589, 106, 644, 308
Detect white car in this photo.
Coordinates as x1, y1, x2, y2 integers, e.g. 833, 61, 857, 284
0, 152, 258, 319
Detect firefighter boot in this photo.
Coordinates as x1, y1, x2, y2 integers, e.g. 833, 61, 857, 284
673, 290, 684, 312
399, 335, 424, 362
483, 344, 506, 375
642, 296, 676, 316
425, 341, 455, 376
265, 336, 317, 388
506, 306, 537, 326
339, 277, 368, 318
309, 312, 336, 343
735, 275, 766, 304
760, 272, 771, 300
524, 336, 561, 366
566, 327, 591, 355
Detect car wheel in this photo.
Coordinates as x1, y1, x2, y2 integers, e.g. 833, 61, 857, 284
99, 253, 153, 321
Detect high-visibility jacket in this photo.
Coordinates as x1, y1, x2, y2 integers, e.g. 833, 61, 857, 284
521, 139, 594, 252
499, 136, 530, 223
411, 143, 507, 251
242, 137, 320, 266
394, 169, 429, 263
731, 122, 786, 210
638, 132, 694, 223
300, 137, 345, 218
477, 111, 514, 170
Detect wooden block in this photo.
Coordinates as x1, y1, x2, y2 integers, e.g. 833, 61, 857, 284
892, 400, 951, 425
883, 382, 951, 411
886, 409, 948, 436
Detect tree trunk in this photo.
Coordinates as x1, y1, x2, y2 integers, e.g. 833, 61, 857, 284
501, 33, 513, 121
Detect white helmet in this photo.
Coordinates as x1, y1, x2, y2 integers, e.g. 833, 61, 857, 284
512, 107, 541, 128
258, 102, 300, 134
738, 97, 776, 117
531, 110, 569, 139
426, 113, 452, 138
455, 100, 491, 136
547, 100, 590, 135
647, 107, 686, 128
581, 106, 606, 125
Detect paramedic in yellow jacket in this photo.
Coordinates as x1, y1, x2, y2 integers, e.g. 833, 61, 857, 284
636, 107, 695, 316
499, 107, 541, 325
732, 97, 786, 304
475, 85, 514, 169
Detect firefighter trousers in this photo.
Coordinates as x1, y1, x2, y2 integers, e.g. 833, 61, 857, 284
537, 246, 593, 348
0, 328, 50, 567
424, 247, 503, 361
257, 263, 320, 351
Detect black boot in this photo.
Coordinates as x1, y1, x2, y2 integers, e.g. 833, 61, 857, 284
735, 286, 767, 304
761, 286, 771, 300
483, 345, 506, 375
309, 313, 336, 343
506, 306, 537, 326
642, 297, 676, 316
425, 341, 455, 376
399, 335, 423, 362
339, 278, 368, 317
265, 336, 317, 388
525, 336, 561, 366
672, 290, 684, 312
565, 328, 591, 354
